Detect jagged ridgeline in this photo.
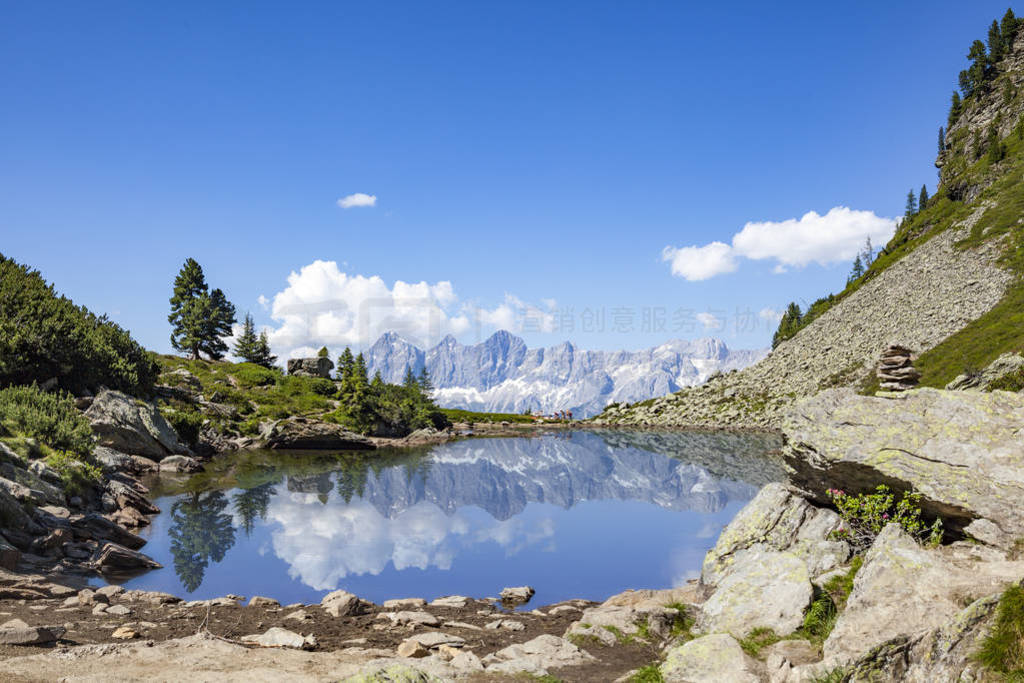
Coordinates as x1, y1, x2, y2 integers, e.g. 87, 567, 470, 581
0, 253, 159, 396
596, 9, 1024, 429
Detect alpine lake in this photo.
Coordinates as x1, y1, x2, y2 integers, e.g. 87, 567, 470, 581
113, 430, 784, 608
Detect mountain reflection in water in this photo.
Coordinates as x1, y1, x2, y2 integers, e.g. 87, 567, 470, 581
123, 430, 783, 606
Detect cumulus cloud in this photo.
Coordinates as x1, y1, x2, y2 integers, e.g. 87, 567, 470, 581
337, 192, 377, 209
661, 242, 738, 281
262, 260, 556, 360
758, 307, 783, 324
257, 295, 270, 310
664, 207, 896, 280
696, 312, 724, 331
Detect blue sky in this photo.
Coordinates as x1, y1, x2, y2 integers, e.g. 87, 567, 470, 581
1, 1, 1014, 356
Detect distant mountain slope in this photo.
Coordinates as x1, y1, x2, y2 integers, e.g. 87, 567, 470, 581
364, 331, 766, 417
597, 16, 1024, 429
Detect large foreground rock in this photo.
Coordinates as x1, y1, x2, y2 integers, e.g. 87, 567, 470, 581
262, 418, 376, 451
701, 482, 849, 587
85, 390, 190, 459
824, 524, 1024, 665
783, 387, 1024, 541
661, 634, 763, 682
697, 549, 811, 637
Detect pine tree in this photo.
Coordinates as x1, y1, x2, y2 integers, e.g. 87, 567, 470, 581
402, 364, 418, 390
337, 347, 355, 380
371, 370, 385, 390
938, 126, 945, 153
949, 91, 962, 128
234, 313, 259, 362
848, 254, 865, 284
202, 288, 236, 360
169, 258, 210, 360
904, 189, 918, 218
919, 184, 930, 210
317, 346, 329, 358
418, 366, 433, 395
252, 331, 277, 368
1002, 9, 1020, 48
987, 125, 1006, 163
771, 303, 802, 349
989, 19, 1004, 63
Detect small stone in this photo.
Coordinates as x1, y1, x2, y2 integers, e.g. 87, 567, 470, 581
396, 639, 429, 658
92, 604, 108, 615
382, 598, 427, 609
486, 619, 526, 631
429, 595, 469, 608
284, 610, 311, 622
240, 627, 316, 650
248, 596, 280, 608
408, 631, 466, 649
96, 585, 125, 600
442, 621, 483, 631
436, 644, 462, 661
321, 589, 372, 617
106, 604, 131, 616
78, 589, 109, 606
61, 597, 79, 608
111, 626, 137, 640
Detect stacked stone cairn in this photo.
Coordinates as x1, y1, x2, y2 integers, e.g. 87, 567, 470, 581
877, 344, 920, 391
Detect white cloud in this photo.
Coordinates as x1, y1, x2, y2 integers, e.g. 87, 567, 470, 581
257, 295, 270, 309
696, 312, 724, 331
337, 192, 377, 209
758, 307, 783, 324
664, 207, 896, 280
661, 242, 738, 281
263, 260, 555, 359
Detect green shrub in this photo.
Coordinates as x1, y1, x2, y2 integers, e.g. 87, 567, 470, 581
822, 556, 863, 609
738, 627, 783, 658
45, 451, 102, 495
0, 384, 93, 457
975, 584, 1024, 676
800, 590, 838, 645
162, 408, 204, 447
0, 254, 159, 395
229, 363, 280, 388
827, 485, 943, 552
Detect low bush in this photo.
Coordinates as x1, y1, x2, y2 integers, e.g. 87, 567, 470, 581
827, 485, 943, 552
229, 363, 280, 388
45, 451, 102, 495
0, 384, 93, 457
162, 408, 204, 447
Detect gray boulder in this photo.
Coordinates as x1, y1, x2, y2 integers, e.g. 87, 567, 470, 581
697, 549, 812, 637
240, 627, 316, 650
660, 634, 764, 682
701, 483, 849, 587
0, 619, 65, 646
85, 390, 190, 459
287, 357, 334, 378
783, 387, 1024, 542
481, 634, 594, 676
262, 418, 375, 451
824, 524, 1024, 664
321, 589, 373, 617
159, 455, 202, 473
93, 542, 162, 571
946, 352, 1024, 390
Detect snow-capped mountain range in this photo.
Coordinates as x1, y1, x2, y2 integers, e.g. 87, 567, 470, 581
364, 330, 767, 417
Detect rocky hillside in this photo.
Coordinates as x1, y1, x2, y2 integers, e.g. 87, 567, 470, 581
365, 331, 766, 418
596, 20, 1024, 430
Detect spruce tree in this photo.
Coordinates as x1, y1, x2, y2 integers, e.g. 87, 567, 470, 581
234, 313, 259, 362
418, 366, 433, 394
904, 189, 918, 218
989, 19, 1004, 63
949, 92, 962, 128
252, 331, 277, 368
402, 364, 419, 390
938, 126, 945, 153
848, 254, 865, 284
919, 184, 930, 210
169, 258, 210, 360
771, 303, 802, 349
1002, 8, 1020, 48
337, 347, 355, 380
317, 346, 329, 358
202, 288, 236, 360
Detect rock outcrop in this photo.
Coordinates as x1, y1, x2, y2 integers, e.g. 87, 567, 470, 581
85, 390, 190, 459
782, 387, 1024, 541
287, 357, 334, 379
660, 634, 763, 682
260, 418, 376, 451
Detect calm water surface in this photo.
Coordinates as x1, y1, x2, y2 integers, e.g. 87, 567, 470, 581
116, 430, 783, 607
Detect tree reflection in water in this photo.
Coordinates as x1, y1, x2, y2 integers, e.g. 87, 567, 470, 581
168, 490, 236, 592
